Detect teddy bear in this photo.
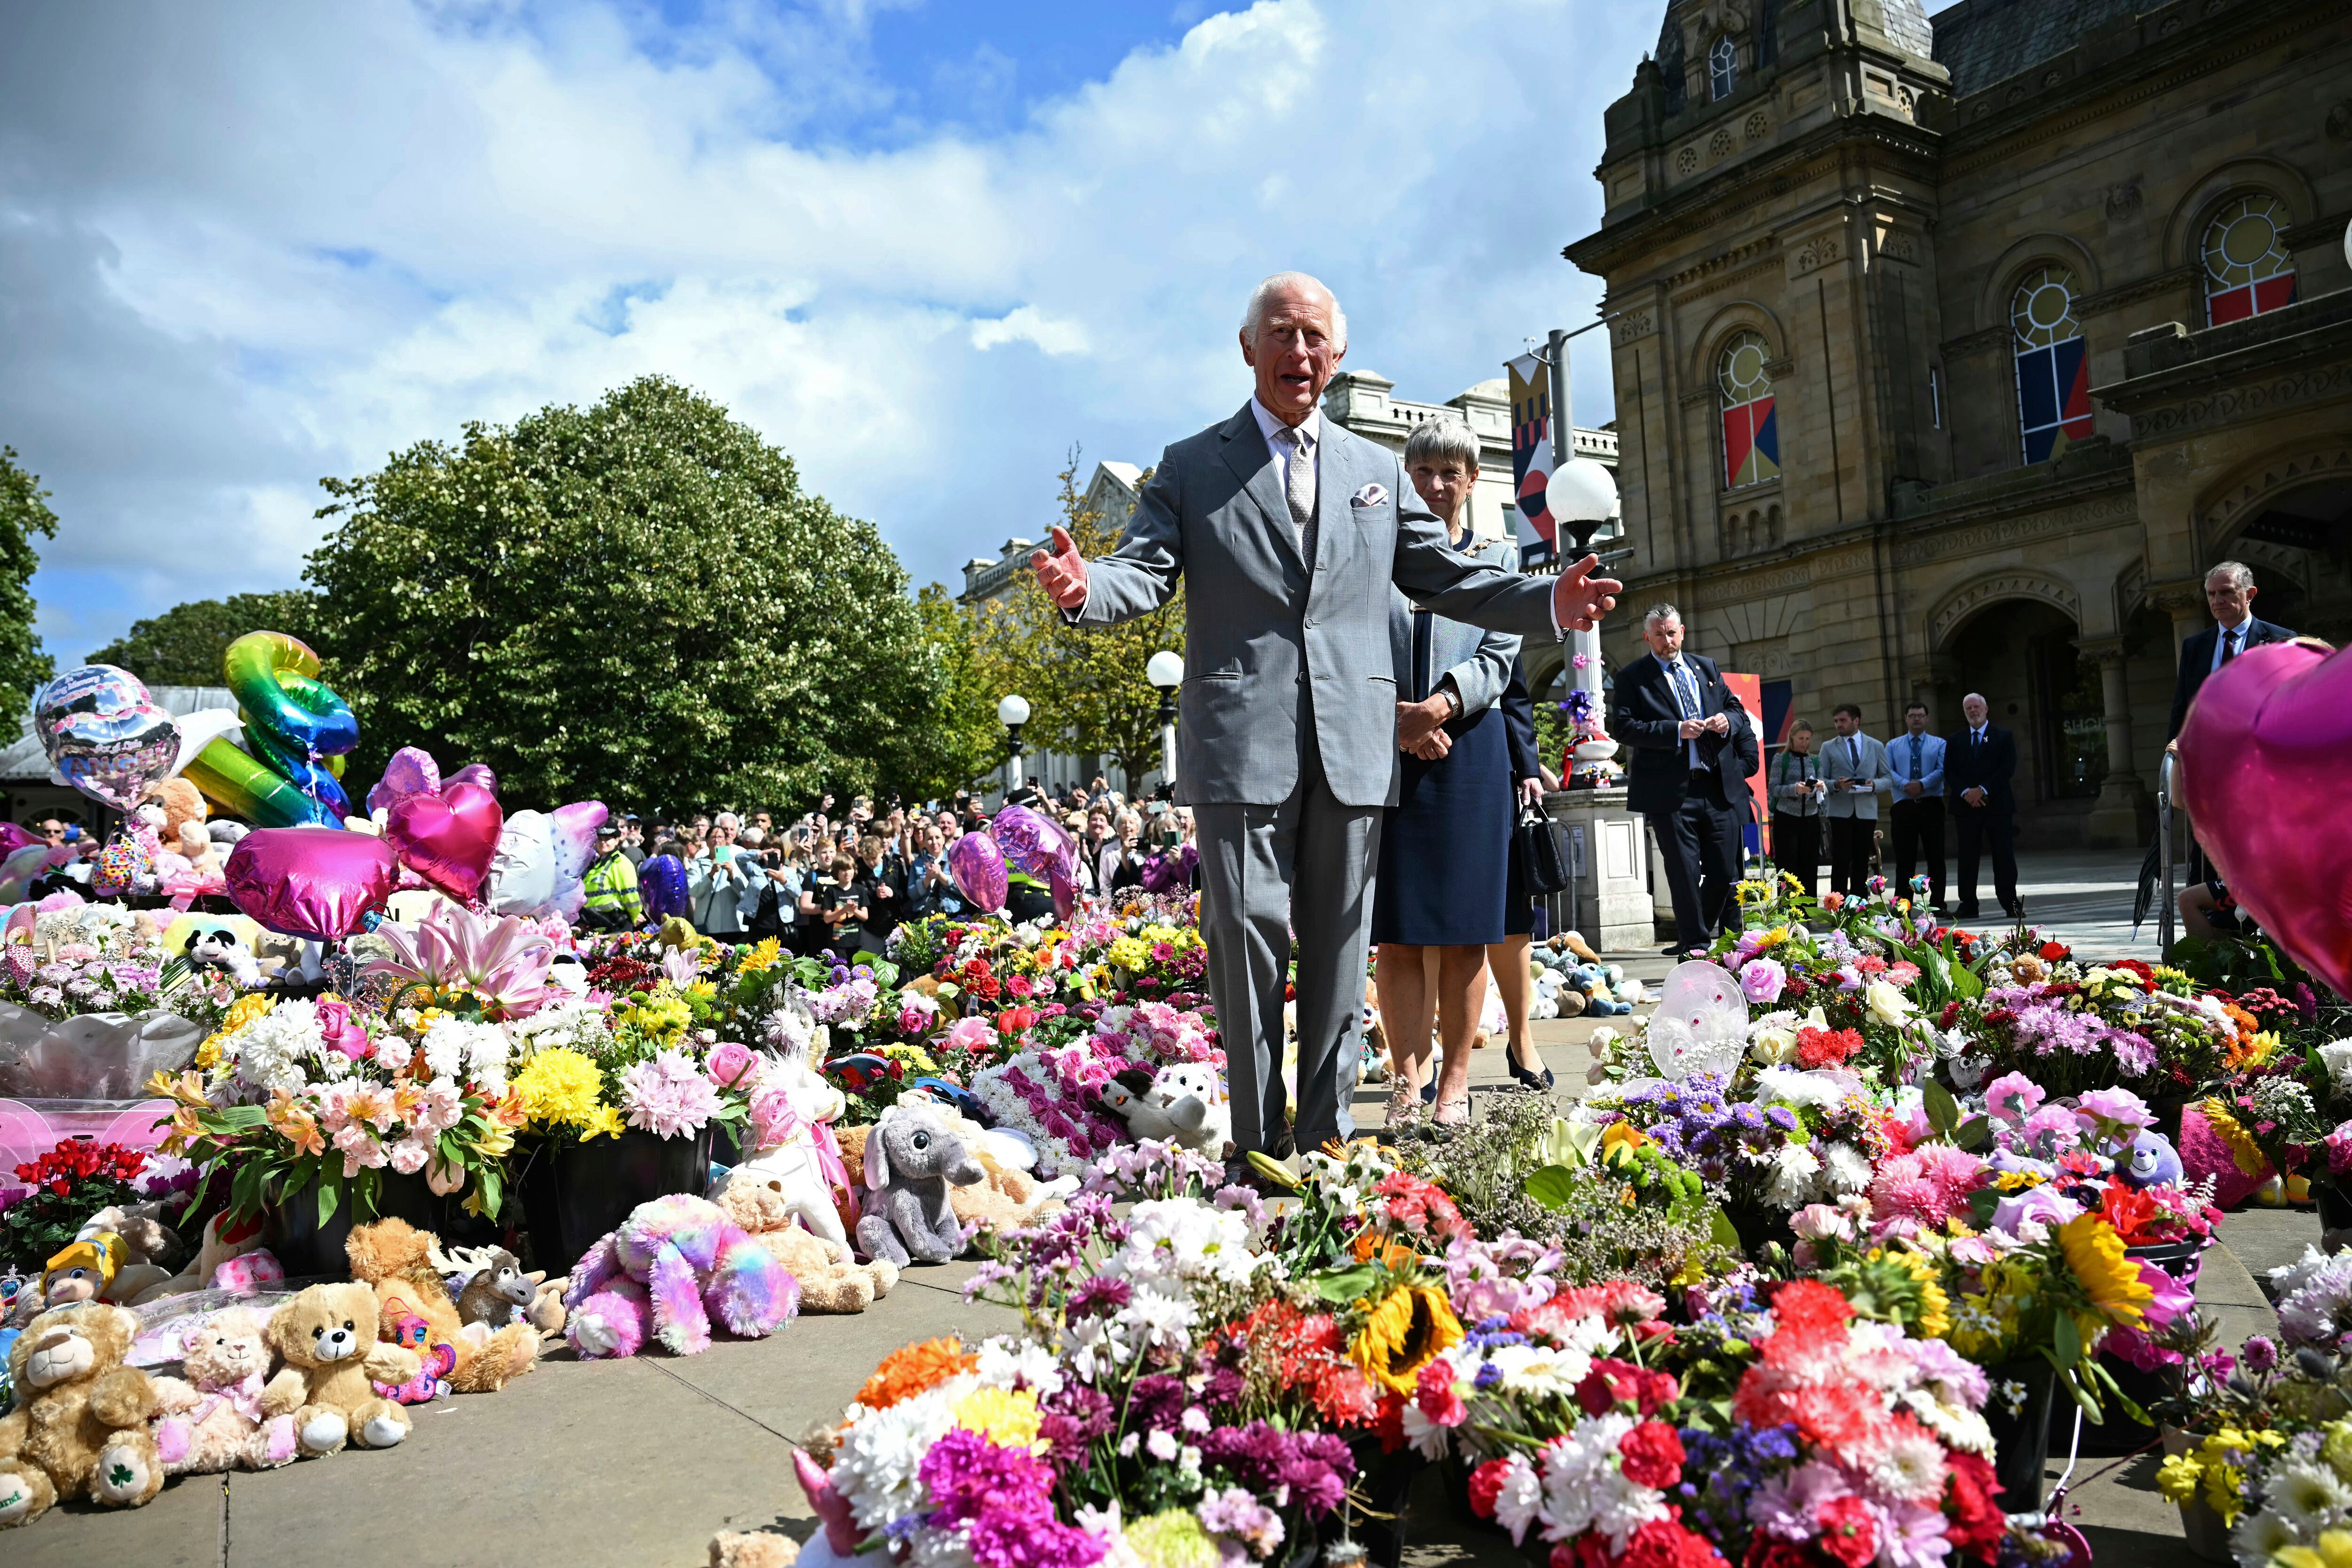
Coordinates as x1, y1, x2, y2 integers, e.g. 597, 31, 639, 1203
343, 1219, 540, 1394
141, 779, 222, 890
732, 1046, 856, 1248
561, 1193, 798, 1358
150, 1307, 299, 1474
0, 1302, 167, 1528
1097, 1061, 1231, 1157
854, 1103, 985, 1268
260, 1282, 420, 1457
711, 1175, 898, 1314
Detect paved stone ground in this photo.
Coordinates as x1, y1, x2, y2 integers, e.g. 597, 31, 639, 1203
12, 939, 2282, 1566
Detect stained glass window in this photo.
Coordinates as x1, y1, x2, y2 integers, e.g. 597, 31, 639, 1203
1718, 330, 1779, 490
2012, 267, 2092, 465
2204, 194, 2297, 326
1710, 35, 1738, 101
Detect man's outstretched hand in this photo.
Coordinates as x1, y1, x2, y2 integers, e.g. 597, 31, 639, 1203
1551, 552, 1623, 633
1032, 526, 1090, 610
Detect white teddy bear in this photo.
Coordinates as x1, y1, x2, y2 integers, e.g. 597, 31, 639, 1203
1098, 1062, 1232, 1158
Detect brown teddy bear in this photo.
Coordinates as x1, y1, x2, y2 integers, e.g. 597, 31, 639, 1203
142, 778, 219, 880
0, 1303, 167, 1528
260, 1282, 419, 1457
343, 1219, 538, 1393
151, 1307, 299, 1474
711, 1175, 898, 1313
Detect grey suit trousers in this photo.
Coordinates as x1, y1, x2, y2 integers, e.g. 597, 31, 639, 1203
1193, 716, 1379, 1156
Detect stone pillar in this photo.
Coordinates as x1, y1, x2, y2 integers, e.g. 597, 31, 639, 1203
2081, 637, 2148, 848
1549, 787, 1661, 952
2149, 583, 2206, 671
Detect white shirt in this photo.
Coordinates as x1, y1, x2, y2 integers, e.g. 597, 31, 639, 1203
2210, 616, 2251, 673
1656, 652, 1705, 768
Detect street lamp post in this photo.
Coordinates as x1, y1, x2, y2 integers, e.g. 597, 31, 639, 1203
1145, 650, 1184, 795
997, 694, 1031, 796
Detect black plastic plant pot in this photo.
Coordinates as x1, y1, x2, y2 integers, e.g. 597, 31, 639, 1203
517, 1128, 712, 1275
2055, 1236, 2210, 1456
262, 1170, 439, 1279
1985, 1357, 2058, 1513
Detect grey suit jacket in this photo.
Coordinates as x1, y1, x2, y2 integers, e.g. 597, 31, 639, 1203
1817, 732, 1892, 821
1073, 404, 1557, 807
1388, 536, 1521, 713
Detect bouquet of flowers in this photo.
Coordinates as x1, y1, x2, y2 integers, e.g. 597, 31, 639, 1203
970, 1002, 1223, 1178
510, 985, 754, 1147
1, 1137, 191, 1271
152, 991, 526, 1224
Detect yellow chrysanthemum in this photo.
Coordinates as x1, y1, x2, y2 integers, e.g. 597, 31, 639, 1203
580, 1104, 626, 1141
2059, 1214, 2152, 1330
514, 1047, 606, 1131
1125, 1512, 1221, 1568
2200, 1098, 2271, 1179
736, 938, 784, 974
1349, 1282, 1462, 1396
952, 1386, 1043, 1452
1106, 937, 1152, 971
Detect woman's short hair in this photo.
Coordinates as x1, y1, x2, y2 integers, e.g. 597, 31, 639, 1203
1403, 416, 1481, 473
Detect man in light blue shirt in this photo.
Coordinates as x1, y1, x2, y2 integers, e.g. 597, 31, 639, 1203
1886, 700, 1948, 912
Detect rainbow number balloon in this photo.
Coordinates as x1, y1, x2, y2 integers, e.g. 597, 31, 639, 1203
183, 631, 360, 827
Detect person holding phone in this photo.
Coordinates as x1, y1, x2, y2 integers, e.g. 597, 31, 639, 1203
801, 855, 866, 953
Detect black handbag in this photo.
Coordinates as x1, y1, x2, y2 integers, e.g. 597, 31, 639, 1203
1514, 801, 1572, 895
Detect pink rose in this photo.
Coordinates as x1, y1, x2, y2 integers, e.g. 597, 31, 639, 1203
315, 998, 372, 1061
705, 1040, 757, 1090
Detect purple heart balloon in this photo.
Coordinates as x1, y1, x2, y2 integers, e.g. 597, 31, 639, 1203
990, 804, 1074, 881
447, 762, 498, 795
1047, 856, 1077, 923
367, 745, 443, 816
224, 828, 400, 940
946, 832, 1008, 914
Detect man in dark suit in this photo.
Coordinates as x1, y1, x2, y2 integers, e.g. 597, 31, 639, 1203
1611, 604, 1742, 954
1702, 696, 1762, 935
2168, 561, 2294, 740
1946, 691, 2021, 921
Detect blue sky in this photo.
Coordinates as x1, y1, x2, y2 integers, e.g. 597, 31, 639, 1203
3, 0, 1658, 665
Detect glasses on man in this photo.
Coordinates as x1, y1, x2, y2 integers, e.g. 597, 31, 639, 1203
38, 823, 66, 840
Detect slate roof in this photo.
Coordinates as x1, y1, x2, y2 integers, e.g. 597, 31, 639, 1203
1868, 0, 1936, 60
1930, 0, 2145, 97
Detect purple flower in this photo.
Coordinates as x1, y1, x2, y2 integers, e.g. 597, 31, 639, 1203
2243, 1335, 2280, 1374
1739, 958, 1788, 1006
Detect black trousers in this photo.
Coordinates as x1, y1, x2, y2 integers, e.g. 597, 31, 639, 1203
1771, 813, 1820, 900
1827, 815, 1876, 895
1953, 802, 2019, 916
1650, 791, 1740, 949
1889, 797, 1946, 905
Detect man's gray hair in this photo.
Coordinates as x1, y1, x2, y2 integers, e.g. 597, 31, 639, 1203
2205, 560, 2255, 592
1643, 603, 1682, 629
1962, 691, 1987, 707
1403, 416, 1481, 472
714, 811, 739, 831
1241, 272, 1347, 350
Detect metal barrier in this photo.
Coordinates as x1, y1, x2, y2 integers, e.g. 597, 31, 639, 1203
2156, 750, 2177, 952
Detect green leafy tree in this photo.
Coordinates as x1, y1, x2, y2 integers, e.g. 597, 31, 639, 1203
973, 454, 1183, 790
86, 591, 325, 686
898, 582, 1014, 800
305, 374, 944, 815
0, 448, 58, 696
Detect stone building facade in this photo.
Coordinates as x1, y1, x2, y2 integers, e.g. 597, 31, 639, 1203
1566, 0, 2352, 846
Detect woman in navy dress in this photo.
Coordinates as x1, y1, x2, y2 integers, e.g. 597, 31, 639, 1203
1371, 417, 1522, 1130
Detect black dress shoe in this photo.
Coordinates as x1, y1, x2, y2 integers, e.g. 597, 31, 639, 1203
1264, 1127, 1296, 1161
1507, 1058, 1555, 1092
1661, 942, 1689, 958
1956, 905, 1980, 920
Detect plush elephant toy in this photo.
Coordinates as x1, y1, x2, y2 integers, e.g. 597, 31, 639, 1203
854, 1104, 985, 1269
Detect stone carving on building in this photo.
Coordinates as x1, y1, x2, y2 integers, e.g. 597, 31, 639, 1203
1929, 572, 2084, 646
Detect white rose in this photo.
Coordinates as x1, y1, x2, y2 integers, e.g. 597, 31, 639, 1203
2317, 1040, 2352, 1085
1751, 1025, 1799, 1066
1865, 980, 1915, 1027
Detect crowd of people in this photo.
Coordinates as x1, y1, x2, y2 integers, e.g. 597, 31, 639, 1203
574, 783, 1204, 956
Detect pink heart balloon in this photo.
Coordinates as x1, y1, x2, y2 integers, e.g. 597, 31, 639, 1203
385, 781, 504, 902
2179, 639, 2352, 998
367, 745, 443, 815
224, 829, 400, 940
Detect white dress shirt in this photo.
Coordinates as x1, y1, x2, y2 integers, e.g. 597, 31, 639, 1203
1655, 652, 1706, 768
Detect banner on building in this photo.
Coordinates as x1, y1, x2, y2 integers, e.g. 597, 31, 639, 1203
1506, 352, 1557, 568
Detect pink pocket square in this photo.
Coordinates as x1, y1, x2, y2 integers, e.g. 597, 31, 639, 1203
1351, 483, 1387, 508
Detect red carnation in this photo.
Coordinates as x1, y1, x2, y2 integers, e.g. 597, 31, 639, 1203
1467, 1458, 1513, 1519
1764, 1279, 1855, 1335
1616, 1421, 1685, 1489
1942, 1453, 2006, 1561
1816, 1497, 1878, 1568
1619, 1515, 1731, 1568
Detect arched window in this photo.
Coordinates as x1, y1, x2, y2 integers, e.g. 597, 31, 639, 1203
1718, 331, 1779, 490
2012, 267, 2092, 465
2203, 194, 2297, 326
1710, 34, 1738, 101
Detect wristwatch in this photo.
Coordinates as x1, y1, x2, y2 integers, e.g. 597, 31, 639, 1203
1438, 685, 1462, 721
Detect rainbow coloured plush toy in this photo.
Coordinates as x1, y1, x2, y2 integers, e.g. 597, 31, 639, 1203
560, 1194, 797, 1359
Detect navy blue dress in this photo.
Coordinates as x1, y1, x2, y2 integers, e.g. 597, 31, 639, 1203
1370, 604, 1513, 947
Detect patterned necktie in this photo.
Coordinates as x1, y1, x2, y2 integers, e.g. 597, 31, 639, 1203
2220, 626, 2240, 667
1278, 424, 1317, 570
1910, 734, 1922, 782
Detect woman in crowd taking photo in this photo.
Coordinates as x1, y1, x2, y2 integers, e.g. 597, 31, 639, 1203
1368, 417, 1524, 1131
1769, 717, 1827, 899
1098, 809, 1146, 896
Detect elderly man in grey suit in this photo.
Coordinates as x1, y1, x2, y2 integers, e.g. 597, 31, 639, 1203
1030, 272, 1621, 1182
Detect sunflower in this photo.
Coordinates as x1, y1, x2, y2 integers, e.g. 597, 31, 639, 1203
735, 938, 784, 974
1349, 1281, 1462, 1396
2057, 1213, 2153, 1330
2199, 1098, 2271, 1179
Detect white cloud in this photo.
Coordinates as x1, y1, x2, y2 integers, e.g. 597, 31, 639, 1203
971, 306, 1089, 356
1, 0, 1653, 660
